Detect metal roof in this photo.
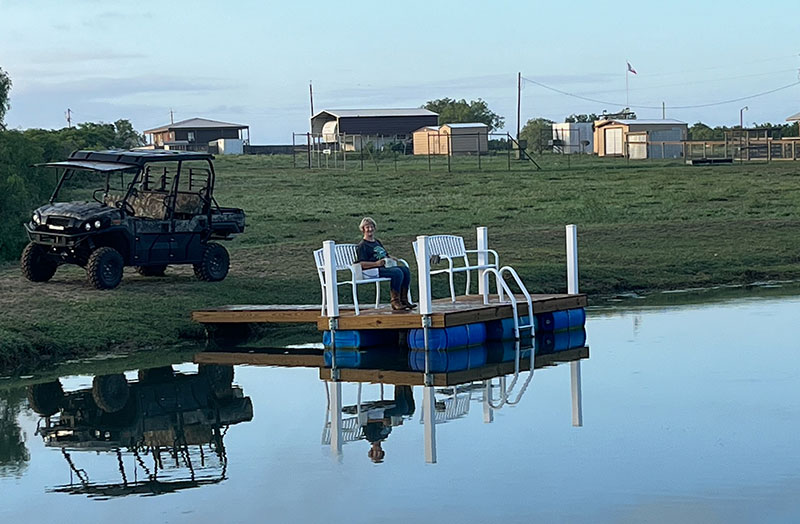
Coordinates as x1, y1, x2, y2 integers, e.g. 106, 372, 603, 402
144, 117, 248, 134
786, 112, 800, 121
312, 108, 438, 119
35, 160, 137, 172
59, 149, 214, 166
603, 119, 687, 125
444, 122, 488, 128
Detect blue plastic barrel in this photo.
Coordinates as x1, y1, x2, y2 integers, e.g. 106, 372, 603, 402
322, 329, 397, 349
485, 316, 530, 341
535, 308, 586, 332
407, 325, 469, 350
485, 339, 534, 363
535, 328, 587, 354
409, 344, 488, 372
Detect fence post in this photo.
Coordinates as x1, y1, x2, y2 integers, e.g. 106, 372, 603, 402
477, 133, 481, 170
507, 133, 511, 170
307, 133, 312, 169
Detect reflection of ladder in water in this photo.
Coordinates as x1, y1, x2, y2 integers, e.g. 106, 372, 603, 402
419, 387, 473, 424
486, 339, 536, 409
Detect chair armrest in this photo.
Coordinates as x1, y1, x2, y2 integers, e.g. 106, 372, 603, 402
350, 262, 363, 280
465, 249, 500, 267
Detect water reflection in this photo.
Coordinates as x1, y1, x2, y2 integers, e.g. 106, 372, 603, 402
0, 388, 29, 478
26, 364, 252, 498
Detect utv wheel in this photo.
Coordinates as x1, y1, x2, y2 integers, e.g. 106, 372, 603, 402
136, 265, 167, 277
87, 247, 124, 289
92, 374, 130, 413
193, 243, 230, 282
21, 243, 58, 282
27, 380, 64, 416
199, 364, 234, 399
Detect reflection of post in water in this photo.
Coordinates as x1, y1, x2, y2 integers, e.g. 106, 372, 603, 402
26, 364, 252, 497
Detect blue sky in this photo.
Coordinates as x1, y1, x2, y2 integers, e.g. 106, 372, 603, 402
1, 0, 798, 143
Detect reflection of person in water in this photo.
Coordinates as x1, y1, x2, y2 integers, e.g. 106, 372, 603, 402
363, 385, 415, 463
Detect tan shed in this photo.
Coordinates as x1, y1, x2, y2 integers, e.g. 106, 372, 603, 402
594, 119, 688, 158
413, 123, 489, 155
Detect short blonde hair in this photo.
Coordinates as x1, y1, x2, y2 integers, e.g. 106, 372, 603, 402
359, 217, 377, 231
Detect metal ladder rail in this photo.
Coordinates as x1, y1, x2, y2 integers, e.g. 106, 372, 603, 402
481, 266, 535, 339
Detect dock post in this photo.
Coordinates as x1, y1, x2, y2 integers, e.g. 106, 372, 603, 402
483, 380, 494, 423
323, 241, 343, 455
565, 225, 583, 427
416, 235, 437, 463
477, 227, 489, 303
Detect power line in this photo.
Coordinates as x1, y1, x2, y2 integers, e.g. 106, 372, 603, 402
521, 75, 800, 110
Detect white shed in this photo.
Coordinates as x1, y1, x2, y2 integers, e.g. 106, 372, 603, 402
551, 123, 594, 154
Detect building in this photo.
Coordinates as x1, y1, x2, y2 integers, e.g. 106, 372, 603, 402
144, 117, 250, 151
311, 109, 438, 151
594, 119, 688, 158
551, 122, 593, 154
412, 123, 489, 155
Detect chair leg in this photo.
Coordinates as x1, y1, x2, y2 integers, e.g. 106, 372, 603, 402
352, 282, 360, 315
374, 281, 381, 308
465, 269, 471, 296
449, 271, 456, 303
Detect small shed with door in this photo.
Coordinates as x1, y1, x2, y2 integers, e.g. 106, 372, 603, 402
551, 122, 593, 154
412, 123, 489, 155
594, 119, 687, 158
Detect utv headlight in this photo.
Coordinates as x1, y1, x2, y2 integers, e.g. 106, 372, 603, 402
32, 212, 42, 225
94, 220, 102, 229
84, 223, 92, 231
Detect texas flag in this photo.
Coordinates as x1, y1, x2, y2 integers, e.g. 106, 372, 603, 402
627, 61, 637, 75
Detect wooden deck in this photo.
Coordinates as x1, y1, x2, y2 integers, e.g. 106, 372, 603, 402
194, 346, 588, 387
192, 293, 587, 331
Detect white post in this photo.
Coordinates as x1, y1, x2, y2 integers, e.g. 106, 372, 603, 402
566, 225, 578, 295
330, 381, 343, 455
416, 236, 433, 315
483, 379, 494, 423
565, 225, 583, 427
423, 384, 437, 463
323, 241, 339, 317
477, 226, 489, 302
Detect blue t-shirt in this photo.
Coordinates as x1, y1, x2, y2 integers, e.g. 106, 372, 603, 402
356, 239, 388, 263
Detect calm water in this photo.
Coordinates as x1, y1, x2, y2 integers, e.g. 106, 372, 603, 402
1, 293, 799, 523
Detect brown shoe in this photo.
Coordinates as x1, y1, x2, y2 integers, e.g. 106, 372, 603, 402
400, 286, 417, 310
390, 290, 406, 311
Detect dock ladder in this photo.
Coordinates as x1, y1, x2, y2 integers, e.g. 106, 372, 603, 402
481, 265, 535, 339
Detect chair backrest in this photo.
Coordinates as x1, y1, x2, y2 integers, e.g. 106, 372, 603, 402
314, 244, 360, 272
413, 235, 467, 258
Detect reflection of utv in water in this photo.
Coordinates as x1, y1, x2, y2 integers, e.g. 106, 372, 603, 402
27, 365, 253, 497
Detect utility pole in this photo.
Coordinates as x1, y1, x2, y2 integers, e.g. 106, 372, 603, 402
516, 72, 521, 141
65, 108, 72, 128
169, 109, 174, 124
309, 80, 315, 117
662, 102, 665, 119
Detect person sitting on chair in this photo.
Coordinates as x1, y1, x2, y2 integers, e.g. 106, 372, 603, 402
363, 385, 416, 463
356, 217, 416, 311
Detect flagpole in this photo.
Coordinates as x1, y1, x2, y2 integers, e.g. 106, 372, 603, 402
626, 63, 629, 108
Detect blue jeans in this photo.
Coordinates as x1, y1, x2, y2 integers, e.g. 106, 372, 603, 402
379, 265, 411, 292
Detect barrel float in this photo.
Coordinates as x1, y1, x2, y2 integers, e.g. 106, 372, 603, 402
407, 322, 487, 350
535, 308, 586, 332
485, 339, 534, 364
485, 316, 530, 341
323, 329, 397, 349
409, 344, 488, 372
535, 328, 587, 354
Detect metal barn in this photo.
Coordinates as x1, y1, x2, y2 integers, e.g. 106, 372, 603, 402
311, 109, 438, 151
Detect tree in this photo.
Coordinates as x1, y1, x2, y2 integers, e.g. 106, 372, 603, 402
114, 119, 145, 148
565, 113, 599, 123
0, 67, 11, 130
423, 98, 504, 132
519, 117, 553, 153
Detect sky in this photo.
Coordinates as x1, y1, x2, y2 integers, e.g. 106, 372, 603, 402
1, 0, 799, 143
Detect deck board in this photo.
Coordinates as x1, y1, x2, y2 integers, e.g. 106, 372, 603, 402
192, 293, 587, 331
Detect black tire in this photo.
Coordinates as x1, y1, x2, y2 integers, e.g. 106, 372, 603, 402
92, 374, 130, 413
199, 364, 234, 399
27, 380, 64, 416
136, 265, 167, 277
20, 242, 58, 283
193, 242, 229, 282
86, 247, 124, 289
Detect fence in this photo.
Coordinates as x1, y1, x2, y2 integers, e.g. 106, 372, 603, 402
290, 132, 540, 171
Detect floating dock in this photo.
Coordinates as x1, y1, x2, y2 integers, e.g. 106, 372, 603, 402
191, 293, 587, 331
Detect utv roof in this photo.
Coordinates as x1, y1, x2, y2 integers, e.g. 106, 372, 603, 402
36, 149, 214, 171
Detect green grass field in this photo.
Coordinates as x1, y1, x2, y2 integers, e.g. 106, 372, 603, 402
1, 153, 798, 370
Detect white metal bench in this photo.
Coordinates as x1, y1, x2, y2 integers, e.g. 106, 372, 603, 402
313, 243, 410, 315
412, 234, 499, 302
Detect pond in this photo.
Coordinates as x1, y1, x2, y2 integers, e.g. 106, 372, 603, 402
1, 292, 798, 523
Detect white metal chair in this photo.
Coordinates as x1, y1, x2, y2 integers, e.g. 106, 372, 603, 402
313, 243, 410, 315
412, 234, 500, 302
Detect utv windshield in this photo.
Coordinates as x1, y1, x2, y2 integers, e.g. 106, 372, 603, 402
41, 163, 139, 204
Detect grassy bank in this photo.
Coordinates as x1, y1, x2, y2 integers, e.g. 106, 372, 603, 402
1, 154, 799, 370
